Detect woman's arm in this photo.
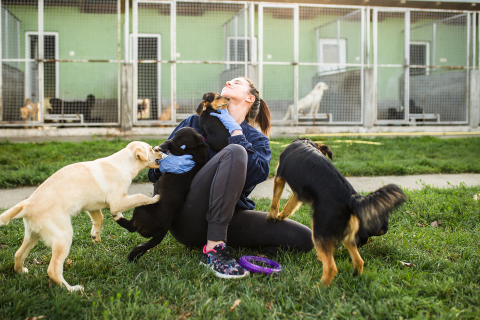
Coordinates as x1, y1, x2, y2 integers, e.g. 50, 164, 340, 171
147, 116, 197, 183
227, 129, 271, 191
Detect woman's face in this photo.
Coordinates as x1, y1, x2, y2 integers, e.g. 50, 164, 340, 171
221, 78, 255, 104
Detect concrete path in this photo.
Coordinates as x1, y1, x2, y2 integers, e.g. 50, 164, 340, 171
1, 174, 479, 209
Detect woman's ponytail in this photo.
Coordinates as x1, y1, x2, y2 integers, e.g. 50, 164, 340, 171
242, 78, 272, 137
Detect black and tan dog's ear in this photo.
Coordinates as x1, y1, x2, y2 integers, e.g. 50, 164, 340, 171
317, 143, 333, 160
196, 93, 210, 116
196, 100, 206, 116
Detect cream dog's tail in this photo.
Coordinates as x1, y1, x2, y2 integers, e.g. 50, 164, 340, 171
0, 201, 27, 226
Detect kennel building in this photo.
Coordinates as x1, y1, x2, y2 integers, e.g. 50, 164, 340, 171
1, 0, 479, 129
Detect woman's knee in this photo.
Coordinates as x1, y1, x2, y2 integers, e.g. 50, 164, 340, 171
221, 144, 247, 168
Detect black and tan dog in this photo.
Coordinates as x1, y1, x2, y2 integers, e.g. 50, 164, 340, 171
115, 127, 209, 261
196, 92, 230, 152
266, 138, 406, 286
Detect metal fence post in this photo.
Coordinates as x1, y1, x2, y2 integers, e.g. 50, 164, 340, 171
258, 3, 263, 97
171, 0, 177, 124
404, 10, 410, 124
293, 4, 299, 124
470, 70, 480, 128
117, 0, 122, 126
0, 0, 3, 122
364, 68, 375, 128
38, 0, 44, 123
121, 63, 133, 132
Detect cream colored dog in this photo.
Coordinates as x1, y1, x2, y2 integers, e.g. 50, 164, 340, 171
283, 82, 329, 120
20, 98, 39, 122
0, 141, 166, 292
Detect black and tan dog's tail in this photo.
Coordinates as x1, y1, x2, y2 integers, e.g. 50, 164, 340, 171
127, 231, 168, 262
350, 184, 406, 243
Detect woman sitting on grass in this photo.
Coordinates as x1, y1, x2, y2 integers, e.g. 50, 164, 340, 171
149, 77, 313, 279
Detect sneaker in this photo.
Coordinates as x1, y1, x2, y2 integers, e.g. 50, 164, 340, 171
200, 243, 249, 279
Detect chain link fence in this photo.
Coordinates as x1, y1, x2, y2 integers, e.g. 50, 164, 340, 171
0, 1, 478, 128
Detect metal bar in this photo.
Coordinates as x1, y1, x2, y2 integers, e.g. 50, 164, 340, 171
171, 0, 177, 124
157, 34, 161, 121
361, 7, 365, 124
271, 120, 363, 126
179, 0, 248, 5
298, 62, 365, 67
132, 0, 138, 125
234, 15, 238, 69
337, 19, 341, 71
0, 122, 121, 127
0, 0, 2, 122
125, 0, 129, 63
249, 3, 256, 65
117, 0, 121, 126
288, 3, 364, 10
244, 3, 248, 77
39, 0, 44, 122
16, 19, 20, 69
404, 10, 410, 124
256, 3, 295, 8
258, 3, 263, 96
315, 27, 320, 74
473, 13, 476, 69
466, 12, 471, 123
2, 59, 139, 63
407, 13, 466, 32
137, 0, 174, 3
373, 8, 378, 124
366, 7, 370, 68
433, 22, 436, 68
55, 33, 59, 99
293, 4, 299, 123
314, 9, 361, 30
5, 9, 8, 61
221, 6, 247, 27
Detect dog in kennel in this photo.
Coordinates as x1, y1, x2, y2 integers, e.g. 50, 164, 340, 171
49, 94, 101, 122
283, 82, 329, 120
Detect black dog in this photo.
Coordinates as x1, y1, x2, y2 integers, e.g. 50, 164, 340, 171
49, 94, 97, 122
115, 127, 209, 261
196, 92, 230, 152
266, 138, 406, 286
387, 99, 423, 120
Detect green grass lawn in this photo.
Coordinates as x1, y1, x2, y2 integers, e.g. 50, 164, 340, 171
1, 136, 480, 188
0, 185, 479, 319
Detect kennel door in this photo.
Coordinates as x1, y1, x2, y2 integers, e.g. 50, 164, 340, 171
373, 9, 409, 124
130, 34, 162, 124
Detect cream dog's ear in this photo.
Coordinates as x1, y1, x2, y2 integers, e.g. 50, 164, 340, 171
135, 146, 148, 161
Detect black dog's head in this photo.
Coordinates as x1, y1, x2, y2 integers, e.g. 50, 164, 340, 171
86, 94, 95, 107
157, 127, 208, 158
302, 138, 334, 160
315, 143, 333, 160
196, 92, 230, 116
357, 218, 389, 248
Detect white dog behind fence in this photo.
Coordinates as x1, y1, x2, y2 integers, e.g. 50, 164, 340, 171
283, 82, 329, 120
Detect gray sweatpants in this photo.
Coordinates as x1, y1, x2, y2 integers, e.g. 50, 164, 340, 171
169, 144, 313, 253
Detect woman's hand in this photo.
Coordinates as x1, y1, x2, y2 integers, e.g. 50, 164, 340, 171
210, 109, 242, 135
157, 154, 195, 174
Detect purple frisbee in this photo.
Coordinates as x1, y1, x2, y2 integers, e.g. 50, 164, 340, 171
238, 256, 283, 275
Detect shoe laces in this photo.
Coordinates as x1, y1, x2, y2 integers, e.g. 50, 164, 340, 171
215, 246, 239, 265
